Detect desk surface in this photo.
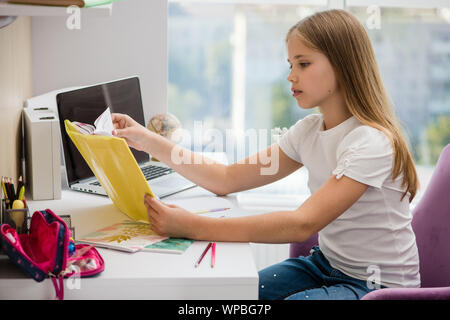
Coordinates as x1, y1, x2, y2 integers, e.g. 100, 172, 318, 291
0, 187, 259, 299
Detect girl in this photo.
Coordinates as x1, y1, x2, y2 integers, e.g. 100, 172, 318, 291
112, 9, 420, 300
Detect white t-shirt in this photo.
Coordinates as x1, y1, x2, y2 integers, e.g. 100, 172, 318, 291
278, 113, 420, 288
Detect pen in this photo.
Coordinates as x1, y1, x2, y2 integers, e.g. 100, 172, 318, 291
194, 208, 230, 214
18, 185, 25, 201
15, 176, 23, 200
195, 242, 212, 268
211, 242, 216, 268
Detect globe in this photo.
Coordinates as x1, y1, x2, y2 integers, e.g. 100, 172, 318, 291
147, 113, 182, 142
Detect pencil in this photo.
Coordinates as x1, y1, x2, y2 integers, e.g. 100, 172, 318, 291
7, 177, 15, 201
194, 208, 230, 214
1, 177, 7, 200
211, 242, 216, 268
195, 242, 212, 268
4, 177, 14, 207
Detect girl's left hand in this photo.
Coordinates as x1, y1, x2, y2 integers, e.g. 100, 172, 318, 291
144, 194, 198, 238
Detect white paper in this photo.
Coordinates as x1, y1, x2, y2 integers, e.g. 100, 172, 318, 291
163, 196, 233, 212
237, 193, 309, 210
93, 107, 114, 136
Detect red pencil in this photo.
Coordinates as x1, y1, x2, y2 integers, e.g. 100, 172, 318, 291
195, 242, 212, 268
211, 242, 216, 268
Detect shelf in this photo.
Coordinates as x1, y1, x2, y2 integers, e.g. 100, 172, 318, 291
0, 2, 112, 17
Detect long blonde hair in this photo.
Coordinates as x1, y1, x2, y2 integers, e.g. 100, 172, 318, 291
287, 9, 418, 202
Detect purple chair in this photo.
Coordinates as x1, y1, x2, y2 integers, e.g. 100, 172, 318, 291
289, 233, 318, 260
290, 143, 450, 300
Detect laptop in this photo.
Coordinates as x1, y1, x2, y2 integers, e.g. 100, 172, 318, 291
56, 76, 196, 198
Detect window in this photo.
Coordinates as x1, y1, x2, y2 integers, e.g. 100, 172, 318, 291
168, 1, 450, 177
346, 3, 450, 166
168, 1, 327, 160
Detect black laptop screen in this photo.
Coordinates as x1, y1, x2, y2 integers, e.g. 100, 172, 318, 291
57, 77, 149, 185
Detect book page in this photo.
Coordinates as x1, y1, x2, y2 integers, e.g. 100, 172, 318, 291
78, 220, 167, 252
93, 107, 114, 136
71, 107, 114, 136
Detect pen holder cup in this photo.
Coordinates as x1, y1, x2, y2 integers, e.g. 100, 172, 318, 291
1, 199, 30, 252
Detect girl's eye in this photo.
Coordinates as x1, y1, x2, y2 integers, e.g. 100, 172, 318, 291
288, 63, 309, 70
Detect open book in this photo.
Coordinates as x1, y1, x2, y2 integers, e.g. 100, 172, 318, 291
78, 220, 194, 254
65, 109, 156, 222
66, 108, 194, 254
72, 107, 114, 136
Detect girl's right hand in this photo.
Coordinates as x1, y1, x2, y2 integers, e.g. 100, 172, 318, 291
111, 113, 152, 152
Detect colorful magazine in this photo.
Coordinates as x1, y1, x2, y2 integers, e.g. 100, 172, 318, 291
77, 220, 192, 254
143, 237, 194, 254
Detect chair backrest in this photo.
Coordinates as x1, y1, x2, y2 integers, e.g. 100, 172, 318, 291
411, 143, 450, 287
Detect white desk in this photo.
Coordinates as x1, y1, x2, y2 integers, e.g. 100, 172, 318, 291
0, 187, 259, 299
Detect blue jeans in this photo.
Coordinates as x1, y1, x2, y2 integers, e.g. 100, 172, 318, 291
258, 246, 383, 300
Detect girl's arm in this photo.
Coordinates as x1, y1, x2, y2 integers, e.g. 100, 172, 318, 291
145, 174, 368, 243
112, 113, 302, 196
154, 140, 303, 196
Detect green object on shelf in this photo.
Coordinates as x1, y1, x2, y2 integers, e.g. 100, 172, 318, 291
84, 0, 116, 7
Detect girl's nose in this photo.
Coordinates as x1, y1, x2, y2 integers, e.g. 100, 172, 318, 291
287, 69, 297, 83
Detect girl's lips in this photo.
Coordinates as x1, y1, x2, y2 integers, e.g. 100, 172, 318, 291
292, 90, 302, 97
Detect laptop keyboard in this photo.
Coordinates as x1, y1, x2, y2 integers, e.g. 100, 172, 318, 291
89, 164, 174, 186
141, 165, 174, 180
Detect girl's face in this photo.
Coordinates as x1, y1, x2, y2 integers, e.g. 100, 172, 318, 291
286, 34, 339, 110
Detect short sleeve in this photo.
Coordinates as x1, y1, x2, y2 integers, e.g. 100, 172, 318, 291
277, 114, 320, 164
332, 126, 393, 189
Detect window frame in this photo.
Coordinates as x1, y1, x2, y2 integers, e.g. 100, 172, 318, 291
169, 0, 450, 10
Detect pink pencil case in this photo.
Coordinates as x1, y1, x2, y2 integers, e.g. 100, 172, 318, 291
0, 208, 104, 299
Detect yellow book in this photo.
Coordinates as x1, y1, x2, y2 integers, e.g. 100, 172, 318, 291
64, 119, 155, 223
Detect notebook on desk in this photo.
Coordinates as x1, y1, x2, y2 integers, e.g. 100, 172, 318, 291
77, 220, 193, 254
56, 76, 196, 200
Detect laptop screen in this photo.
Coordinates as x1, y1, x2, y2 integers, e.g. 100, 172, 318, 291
57, 77, 149, 185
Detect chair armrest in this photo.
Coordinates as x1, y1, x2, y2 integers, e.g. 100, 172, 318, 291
361, 287, 450, 300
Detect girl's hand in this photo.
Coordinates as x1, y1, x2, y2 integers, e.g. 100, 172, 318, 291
111, 113, 152, 152
144, 194, 198, 238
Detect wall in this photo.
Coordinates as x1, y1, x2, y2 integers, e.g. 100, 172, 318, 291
31, 0, 168, 123
0, 16, 33, 180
